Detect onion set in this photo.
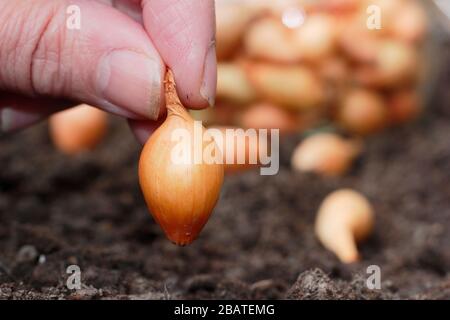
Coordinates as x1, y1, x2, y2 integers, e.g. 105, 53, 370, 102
315, 189, 375, 263
49, 104, 107, 155
139, 71, 224, 245
291, 133, 362, 176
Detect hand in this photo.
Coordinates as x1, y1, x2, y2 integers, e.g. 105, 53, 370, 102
0, 0, 216, 142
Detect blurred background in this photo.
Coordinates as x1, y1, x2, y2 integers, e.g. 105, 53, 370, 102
208, 0, 447, 136
0, 0, 449, 300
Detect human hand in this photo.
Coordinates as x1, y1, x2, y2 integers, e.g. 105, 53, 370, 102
0, 0, 216, 142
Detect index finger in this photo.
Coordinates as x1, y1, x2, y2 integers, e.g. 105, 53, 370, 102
141, 0, 216, 109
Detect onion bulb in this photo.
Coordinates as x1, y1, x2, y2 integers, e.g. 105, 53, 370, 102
291, 133, 362, 176
244, 17, 301, 63
217, 62, 256, 105
216, 3, 255, 60
208, 126, 267, 174
244, 14, 335, 63
246, 63, 324, 111
315, 189, 375, 263
363, 0, 403, 24
338, 89, 387, 135
375, 40, 418, 87
139, 71, 224, 245
239, 102, 299, 134
390, 2, 427, 44
49, 104, 107, 155
244, 0, 303, 17
309, 0, 358, 13
292, 14, 336, 62
353, 41, 418, 88
319, 56, 349, 84
339, 25, 380, 64
388, 90, 421, 125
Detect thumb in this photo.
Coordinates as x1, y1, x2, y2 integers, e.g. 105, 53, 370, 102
0, 0, 165, 120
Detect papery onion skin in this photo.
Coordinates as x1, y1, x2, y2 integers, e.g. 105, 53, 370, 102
139, 71, 224, 246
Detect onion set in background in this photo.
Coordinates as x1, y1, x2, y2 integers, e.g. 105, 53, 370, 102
49, 104, 108, 155
214, 0, 426, 137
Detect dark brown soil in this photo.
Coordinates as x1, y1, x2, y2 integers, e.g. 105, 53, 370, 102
1, 55, 450, 300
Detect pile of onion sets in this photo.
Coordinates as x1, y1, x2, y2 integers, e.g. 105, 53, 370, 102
139, 70, 224, 246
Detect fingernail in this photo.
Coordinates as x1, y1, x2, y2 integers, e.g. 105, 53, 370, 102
97, 50, 162, 120
200, 43, 217, 108
1, 108, 42, 133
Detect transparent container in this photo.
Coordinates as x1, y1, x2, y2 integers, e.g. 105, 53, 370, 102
198, 0, 446, 137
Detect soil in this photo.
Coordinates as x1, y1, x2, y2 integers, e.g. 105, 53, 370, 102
1, 56, 450, 301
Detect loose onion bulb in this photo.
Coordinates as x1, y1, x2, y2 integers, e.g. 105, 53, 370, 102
139, 71, 224, 245
291, 133, 362, 176
49, 104, 107, 155
315, 189, 375, 263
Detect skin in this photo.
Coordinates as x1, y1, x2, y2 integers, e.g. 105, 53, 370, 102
0, 0, 216, 143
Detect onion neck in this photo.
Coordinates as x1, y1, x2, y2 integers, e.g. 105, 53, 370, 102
165, 70, 191, 121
